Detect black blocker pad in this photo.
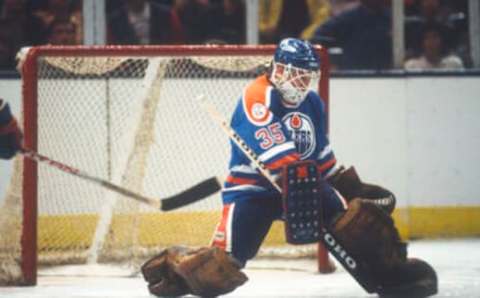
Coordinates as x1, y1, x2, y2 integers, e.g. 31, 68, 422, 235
282, 161, 323, 244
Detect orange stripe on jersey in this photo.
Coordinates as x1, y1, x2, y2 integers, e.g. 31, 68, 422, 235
266, 153, 300, 170
210, 203, 233, 250
317, 158, 337, 174
225, 175, 257, 185
243, 75, 273, 126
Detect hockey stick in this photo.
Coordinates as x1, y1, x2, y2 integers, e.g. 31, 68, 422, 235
198, 95, 380, 294
198, 96, 281, 193
20, 147, 221, 211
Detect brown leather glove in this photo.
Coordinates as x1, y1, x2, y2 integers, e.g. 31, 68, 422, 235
327, 166, 396, 214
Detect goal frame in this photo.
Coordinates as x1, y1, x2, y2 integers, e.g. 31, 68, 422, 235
19, 45, 330, 285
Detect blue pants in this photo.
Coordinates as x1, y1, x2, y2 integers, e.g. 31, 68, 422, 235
211, 195, 283, 267
211, 181, 347, 266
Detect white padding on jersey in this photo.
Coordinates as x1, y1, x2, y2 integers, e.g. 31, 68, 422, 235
324, 163, 340, 179
230, 165, 258, 174
258, 141, 296, 162
317, 144, 333, 160
223, 184, 267, 193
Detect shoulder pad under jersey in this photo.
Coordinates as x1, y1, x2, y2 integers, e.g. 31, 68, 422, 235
242, 76, 274, 126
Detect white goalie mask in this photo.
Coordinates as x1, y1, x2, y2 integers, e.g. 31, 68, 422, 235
269, 38, 321, 107
270, 62, 320, 107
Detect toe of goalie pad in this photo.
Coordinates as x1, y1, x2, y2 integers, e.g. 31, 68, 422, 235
174, 247, 248, 297
141, 246, 191, 297
282, 161, 323, 244
379, 258, 438, 298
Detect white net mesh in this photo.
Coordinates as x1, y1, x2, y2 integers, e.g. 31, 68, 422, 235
1, 49, 323, 283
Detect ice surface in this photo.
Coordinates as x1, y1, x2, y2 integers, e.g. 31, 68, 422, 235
1, 239, 479, 298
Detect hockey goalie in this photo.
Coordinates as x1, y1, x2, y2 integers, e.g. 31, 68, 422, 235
141, 38, 437, 297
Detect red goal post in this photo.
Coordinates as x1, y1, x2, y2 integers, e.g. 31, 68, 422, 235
8, 45, 331, 285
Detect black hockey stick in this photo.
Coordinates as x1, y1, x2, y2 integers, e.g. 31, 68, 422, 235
199, 95, 381, 294
20, 147, 221, 211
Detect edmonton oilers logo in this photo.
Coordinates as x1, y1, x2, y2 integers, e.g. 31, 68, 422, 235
282, 112, 316, 159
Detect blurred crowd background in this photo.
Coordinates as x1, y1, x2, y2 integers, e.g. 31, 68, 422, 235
0, 0, 474, 71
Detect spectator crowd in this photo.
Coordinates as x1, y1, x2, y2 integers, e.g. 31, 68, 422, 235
0, 0, 472, 71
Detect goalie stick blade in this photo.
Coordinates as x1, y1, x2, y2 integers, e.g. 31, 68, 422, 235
321, 228, 380, 293
160, 177, 221, 211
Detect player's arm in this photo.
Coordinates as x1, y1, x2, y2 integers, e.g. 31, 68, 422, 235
0, 98, 23, 160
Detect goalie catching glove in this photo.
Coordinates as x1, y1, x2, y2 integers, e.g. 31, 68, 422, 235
327, 166, 396, 214
141, 246, 248, 297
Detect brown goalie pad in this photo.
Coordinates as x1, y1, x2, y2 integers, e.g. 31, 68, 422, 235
141, 246, 247, 297
141, 246, 191, 297
175, 246, 248, 297
332, 199, 437, 297
327, 166, 396, 214
332, 198, 407, 272
379, 258, 438, 298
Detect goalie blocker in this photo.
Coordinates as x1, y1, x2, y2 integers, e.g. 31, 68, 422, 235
283, 161, 437, 297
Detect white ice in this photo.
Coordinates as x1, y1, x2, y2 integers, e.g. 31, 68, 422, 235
1, 239, 479, 298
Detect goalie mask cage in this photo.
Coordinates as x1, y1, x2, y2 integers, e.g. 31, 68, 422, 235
0, 45, 330, 285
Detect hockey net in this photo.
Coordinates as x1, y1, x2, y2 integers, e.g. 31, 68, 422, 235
0, 45, 330, 285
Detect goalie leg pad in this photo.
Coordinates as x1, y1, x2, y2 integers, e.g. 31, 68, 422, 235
332, 199, 437, 297
141, 246, 191, 297
332, 199, 406, 273
174, 247, 248, 297
379, 258, 438, 298
141, 246, 247, 297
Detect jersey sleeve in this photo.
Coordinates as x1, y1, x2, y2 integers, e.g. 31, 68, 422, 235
0, 98, 12, 126
311, 93, 337, 177
230, 78, 300, 176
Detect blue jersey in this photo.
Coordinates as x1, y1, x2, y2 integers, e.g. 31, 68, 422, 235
223, 75, 337, 203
